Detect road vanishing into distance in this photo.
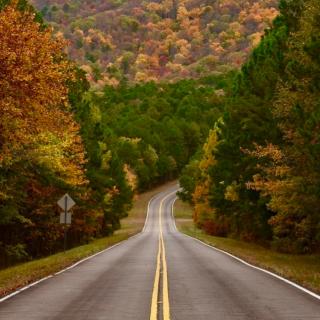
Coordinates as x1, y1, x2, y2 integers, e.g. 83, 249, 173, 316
0, 186, 320, 319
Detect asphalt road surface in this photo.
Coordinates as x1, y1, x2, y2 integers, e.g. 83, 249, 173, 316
0, 186, 319, 320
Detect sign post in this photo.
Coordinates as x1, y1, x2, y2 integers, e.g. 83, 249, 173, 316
57, 194, 75, 252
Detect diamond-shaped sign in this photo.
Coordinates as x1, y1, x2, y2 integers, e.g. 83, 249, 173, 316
57, 194, 75, 211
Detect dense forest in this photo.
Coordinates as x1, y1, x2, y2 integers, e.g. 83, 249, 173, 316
0, 0, 232, 267
180, 0, 320, 254
75, 77, 229, 193
1, 0, 319, 270
29, 0, 278, 86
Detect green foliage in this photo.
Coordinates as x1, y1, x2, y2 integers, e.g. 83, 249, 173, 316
182, 0, 320, 253
120, 15, 139, 32
76, 77, 227, 196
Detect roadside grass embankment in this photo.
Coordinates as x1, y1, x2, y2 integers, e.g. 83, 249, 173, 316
0, 181, 177, 299
174, 199, 320, 295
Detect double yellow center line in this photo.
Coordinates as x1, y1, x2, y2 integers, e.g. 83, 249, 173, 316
150, 193, 174, 320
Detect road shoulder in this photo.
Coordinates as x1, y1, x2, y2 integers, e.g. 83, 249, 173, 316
173, 199, 320, 296
0, 181, 177, 300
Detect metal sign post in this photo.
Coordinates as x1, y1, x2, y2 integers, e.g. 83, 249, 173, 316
57, 194, 75, 252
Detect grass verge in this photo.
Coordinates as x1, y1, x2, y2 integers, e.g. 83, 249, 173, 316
174, 199, 320, 295
0, 181, 177, 298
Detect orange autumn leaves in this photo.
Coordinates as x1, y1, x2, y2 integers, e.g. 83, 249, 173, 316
0, 1, 92, 263
0, 0, 86, 187
29, 0, 278, 86
187, 0, 320, 252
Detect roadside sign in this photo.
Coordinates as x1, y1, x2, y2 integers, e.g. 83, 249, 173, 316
57, 194, 76, 252
57, 194, 75, 212
60, 212, 72, 224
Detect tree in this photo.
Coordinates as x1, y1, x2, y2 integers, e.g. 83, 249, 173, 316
0, 0, 88, 265
247, 0, 320, 253
0, 0, 81, 167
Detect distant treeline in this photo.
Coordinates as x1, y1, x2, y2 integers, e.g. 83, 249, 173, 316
76, 76, 228, 193
0, 0, 230, 267
29, 0, 278, 85
180, 0, 320, 254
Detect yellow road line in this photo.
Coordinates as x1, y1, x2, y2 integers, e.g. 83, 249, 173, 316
159, 196, 170, 320
150, 192, 175, 320
161, 235, 170, 319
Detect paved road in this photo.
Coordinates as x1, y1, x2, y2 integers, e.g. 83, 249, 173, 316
0, 186, 319, 319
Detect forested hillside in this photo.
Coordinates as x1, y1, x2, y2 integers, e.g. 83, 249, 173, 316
2, 0, 319, 272
180, 0, 320, 254
0, 0, 232, 267
29, 0, 278, 86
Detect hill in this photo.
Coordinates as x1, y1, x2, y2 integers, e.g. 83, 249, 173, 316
30, 0, 278, 86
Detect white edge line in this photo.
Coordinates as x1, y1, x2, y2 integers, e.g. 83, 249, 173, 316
0, 275, 54, 302
0, 240, 126, 304
171, 196, 178, 232
171, 196, 320, 301
0, 193, 159, 304
143, 186, 178, 233
142, 193, 158, 233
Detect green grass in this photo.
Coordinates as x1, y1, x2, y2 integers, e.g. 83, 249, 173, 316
0, 181, 177, 298
174, 199, 320, 295
0, 234, 128, 298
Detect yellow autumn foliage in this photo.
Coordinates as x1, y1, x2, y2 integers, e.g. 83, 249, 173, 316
0, 1, 86, 187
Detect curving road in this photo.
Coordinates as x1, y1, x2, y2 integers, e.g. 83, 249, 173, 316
0, 186, 319, 319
